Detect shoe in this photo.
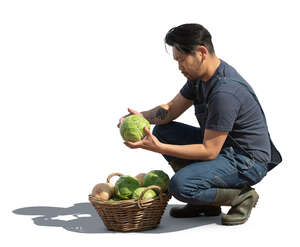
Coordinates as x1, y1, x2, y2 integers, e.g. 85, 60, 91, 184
169, 203, 221, 218
207, 186, 259, 225
221, 189, 259, 225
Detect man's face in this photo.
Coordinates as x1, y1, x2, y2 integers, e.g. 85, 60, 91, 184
172, 46, 204, 81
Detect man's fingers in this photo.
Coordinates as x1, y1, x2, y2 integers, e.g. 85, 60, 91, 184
124, 140, 143, 148
128, 108, 137, 114
118, 113, 131, 128
123, 142, 131, 148
117, 117, 124, 128
128, 107, 142, 116
144, 126, 151, 135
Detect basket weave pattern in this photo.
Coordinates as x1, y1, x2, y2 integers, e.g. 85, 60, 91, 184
89, 172, 172, 232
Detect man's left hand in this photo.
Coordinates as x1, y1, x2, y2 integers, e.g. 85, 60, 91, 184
124, 127, 162, 153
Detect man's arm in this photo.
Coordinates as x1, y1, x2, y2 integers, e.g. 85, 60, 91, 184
159, 129, 229, 160
141, 93, 193, 125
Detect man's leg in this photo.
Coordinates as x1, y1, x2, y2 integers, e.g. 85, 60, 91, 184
152, 121, 221, 217
167, 147, 268, 225
152, 121, 203, 172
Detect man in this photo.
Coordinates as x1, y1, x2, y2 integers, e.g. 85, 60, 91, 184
117, 23, 282, 225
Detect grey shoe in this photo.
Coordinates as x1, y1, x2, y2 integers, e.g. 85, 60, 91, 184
207, 185, 259, 225
221, 189, 259, 225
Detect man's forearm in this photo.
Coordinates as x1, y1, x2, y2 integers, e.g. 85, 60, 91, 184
141, 104, 173, 125
159, 143, 215, 161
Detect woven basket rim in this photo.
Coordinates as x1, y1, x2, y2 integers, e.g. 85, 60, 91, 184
89, 191, 171, 205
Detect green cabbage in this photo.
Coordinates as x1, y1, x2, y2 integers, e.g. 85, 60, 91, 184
120, 115, 151, 142
132, 187, 157, 200
114, 175, 140, 199
143, 170, 170, 193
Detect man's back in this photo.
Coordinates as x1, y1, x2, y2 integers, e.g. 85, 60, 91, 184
180, 59, 271, 163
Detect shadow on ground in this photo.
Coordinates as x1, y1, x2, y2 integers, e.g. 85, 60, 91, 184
12, 202, 225, 234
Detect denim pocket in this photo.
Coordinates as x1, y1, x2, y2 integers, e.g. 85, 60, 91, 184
244, 156, 255, 170
233, 153, 266, 186
234, 153, 254, 170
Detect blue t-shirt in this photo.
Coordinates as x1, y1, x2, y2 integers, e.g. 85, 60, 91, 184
180, 59, 271, 163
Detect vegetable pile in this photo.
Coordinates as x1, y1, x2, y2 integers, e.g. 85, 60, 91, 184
91, 170, 170, 202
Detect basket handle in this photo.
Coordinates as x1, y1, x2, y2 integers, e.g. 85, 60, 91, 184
106, 172, 124, 184
137, 185, 163, 209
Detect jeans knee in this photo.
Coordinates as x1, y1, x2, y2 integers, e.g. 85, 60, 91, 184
152, 125, 161, 138
168, 173, 212, 198
152, 124, 171, 138
168, 174, 182, 197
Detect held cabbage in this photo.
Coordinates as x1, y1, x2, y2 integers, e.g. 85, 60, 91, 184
120, 115, 151, 142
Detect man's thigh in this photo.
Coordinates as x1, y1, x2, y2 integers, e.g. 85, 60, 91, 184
169, 152, 243, 193
152, 121, 203, 164
152, 121, 203, 145
168, 147, 268, 193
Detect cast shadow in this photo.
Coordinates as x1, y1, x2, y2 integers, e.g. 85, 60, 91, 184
12, 202, 224, 234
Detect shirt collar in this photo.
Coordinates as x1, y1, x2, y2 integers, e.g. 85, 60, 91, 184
201, 59, 225, 101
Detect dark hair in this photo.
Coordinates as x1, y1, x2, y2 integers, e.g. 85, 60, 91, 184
164, 23, 215, 55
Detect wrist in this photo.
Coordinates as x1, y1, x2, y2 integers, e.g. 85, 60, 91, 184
157, 142, 167, 155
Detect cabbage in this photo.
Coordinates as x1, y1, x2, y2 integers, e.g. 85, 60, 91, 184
132, 187, 157, 200
120, 115, 151, 142
143, 170, 170, 193
114, 175, 140, 199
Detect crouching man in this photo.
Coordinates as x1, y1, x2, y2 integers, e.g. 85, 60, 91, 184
118, 23, 282, 225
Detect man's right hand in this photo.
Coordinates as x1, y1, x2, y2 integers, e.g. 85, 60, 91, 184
117, 108, 144, 128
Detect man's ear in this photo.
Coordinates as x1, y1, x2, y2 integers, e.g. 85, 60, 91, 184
195, 45, 208, 59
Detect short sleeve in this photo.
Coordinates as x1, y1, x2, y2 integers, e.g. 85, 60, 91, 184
179, 80, 197, 100
205, 92, 241, 131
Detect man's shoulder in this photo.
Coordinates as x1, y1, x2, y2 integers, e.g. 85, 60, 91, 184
214, 78, 243, 95
210, 78, 254, 106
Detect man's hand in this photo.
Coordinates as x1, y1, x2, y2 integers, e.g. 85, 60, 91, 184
123, 126, 162, 153
117, 108, 143, 128
123, 127, 228, 160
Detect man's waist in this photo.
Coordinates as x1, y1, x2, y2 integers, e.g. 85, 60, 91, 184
223, 143, 269, 164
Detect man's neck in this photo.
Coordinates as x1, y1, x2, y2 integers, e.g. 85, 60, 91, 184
201, 56, 221, 82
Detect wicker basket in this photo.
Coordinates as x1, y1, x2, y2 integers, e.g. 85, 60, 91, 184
89, 172, 172, 232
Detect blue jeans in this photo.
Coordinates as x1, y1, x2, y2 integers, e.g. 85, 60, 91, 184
152, 121, 268, 205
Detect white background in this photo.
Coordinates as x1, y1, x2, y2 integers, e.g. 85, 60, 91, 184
1, 0, 299, 246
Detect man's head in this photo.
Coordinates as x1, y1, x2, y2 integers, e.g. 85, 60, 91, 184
165, 23, 217, 81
